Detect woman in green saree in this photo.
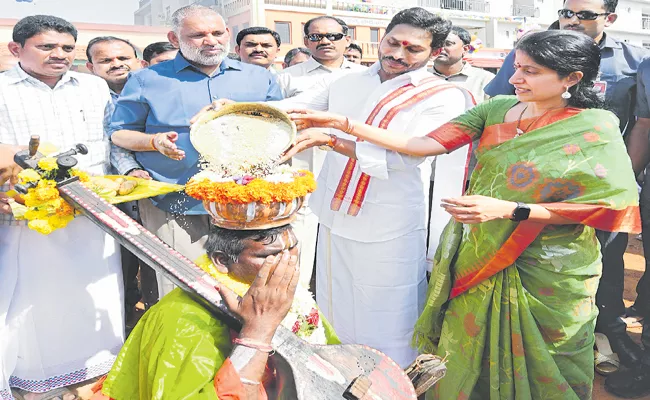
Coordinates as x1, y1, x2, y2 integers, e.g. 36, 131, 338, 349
284, 30, 641, 399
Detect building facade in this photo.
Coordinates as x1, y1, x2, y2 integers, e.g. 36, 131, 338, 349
133, 0, 650, 66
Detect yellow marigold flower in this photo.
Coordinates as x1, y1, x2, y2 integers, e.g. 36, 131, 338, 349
71, 169, 90, 183
28, 219, 54, 235
49, 214, 74, 229
17, 169, 41, 184
34, 182, 59, 202
24, 208, 49, 220
37, 157, 58, 172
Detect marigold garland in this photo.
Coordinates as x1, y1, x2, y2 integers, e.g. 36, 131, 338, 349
185, 170, 316, 204
16, 166, 86, 235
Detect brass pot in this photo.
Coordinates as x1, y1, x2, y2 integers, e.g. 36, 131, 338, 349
204, 197, 305, 230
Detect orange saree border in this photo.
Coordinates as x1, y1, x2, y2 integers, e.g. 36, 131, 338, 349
543, 203, 641, 234
450, 221, 546, 299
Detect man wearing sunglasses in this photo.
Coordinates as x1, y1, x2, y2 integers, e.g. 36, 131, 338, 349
276, 16, 365, 288
485, 0, 649, 374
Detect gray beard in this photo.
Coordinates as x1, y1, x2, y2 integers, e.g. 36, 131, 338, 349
179, 40, 230, 66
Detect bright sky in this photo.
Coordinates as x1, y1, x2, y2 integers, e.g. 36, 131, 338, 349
3, 0, 141, 25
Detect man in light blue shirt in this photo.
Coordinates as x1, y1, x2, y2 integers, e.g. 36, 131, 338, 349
109, 4, 282, 298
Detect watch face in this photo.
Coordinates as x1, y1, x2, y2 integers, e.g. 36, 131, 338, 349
513, 204, 531, 221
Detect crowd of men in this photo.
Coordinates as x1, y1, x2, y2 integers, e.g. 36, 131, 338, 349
1, 0, 650, 398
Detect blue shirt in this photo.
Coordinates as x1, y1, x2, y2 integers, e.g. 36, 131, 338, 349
110, 53, 283, 214
484, 33, 648, 135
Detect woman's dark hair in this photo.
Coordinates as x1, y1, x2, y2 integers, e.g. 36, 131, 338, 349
13, 15, 77, 46
386, 7, 451, 51
516, 30, 603, 109
205, 224, 292, 264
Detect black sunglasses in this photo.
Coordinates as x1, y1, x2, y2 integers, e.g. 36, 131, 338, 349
307, 33, 346, 42
558, 9, 610, 20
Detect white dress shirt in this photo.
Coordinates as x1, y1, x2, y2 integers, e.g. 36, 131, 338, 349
277, 56, 366, 98
277, 62, 471, 243
0, 65, 114, 225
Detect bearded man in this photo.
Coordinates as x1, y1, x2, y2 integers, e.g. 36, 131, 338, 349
109, 4, 283, 300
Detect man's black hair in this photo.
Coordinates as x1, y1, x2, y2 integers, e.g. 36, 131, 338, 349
346, 43, 363, 58
385, 7, 451, 50
562, 0, 617, 13
12, 15, 77, 46
205, 224, 292, 264
86, 36, 139, 62
450, 26, 471, 46
284, 47, 311, 65
236, 26, 281, 47
303, 16, 349, 36
143, 41, 177, 63
602, 0, 618, 13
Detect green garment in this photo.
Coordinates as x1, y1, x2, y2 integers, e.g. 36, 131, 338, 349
414, 96, 640, 399
103, 288, 340, 400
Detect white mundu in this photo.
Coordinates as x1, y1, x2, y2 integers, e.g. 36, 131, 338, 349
276, 62, 473, 367
0, 66, 124, 397
277, 57, 366, 287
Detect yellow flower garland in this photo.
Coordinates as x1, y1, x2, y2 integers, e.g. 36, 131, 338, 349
16, 167, 89, 235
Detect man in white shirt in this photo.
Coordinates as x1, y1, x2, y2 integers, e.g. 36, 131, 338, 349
235, 27, 281, 71
0, 15, 124, 399
277, 17, 366, 288
276, 8, 473, 367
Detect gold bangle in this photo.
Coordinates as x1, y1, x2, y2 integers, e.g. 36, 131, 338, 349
342, 117, 355, 135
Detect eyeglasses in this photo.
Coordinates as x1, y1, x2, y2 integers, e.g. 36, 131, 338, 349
558, 9, 610, 20
307, 33, 346, 42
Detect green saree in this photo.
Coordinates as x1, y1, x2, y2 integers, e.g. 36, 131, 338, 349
414, 96, 640, 399
102, 288, 340, 400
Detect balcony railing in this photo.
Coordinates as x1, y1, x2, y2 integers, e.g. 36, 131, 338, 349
419, 0, 489, 13
643, 16, 650, 30
512, 4, 538, 17
332, 1, 402, 15
265, 0, 328, 8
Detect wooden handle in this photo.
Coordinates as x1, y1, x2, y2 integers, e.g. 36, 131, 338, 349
28, 135, 40, 158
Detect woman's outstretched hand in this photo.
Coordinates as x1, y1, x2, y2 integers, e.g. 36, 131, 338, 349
287, 109, 347, 132
442, 195, 517, 224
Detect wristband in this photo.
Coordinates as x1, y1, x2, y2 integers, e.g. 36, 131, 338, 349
233, 338, 274, 353
342, 117, 355, 135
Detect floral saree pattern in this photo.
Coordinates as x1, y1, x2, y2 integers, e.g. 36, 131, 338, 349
414, 96, 640, 399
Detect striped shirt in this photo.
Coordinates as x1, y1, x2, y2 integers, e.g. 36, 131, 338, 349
0, 65, 128, 225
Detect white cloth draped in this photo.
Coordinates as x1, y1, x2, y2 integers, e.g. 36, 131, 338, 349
0, 217, 123, 396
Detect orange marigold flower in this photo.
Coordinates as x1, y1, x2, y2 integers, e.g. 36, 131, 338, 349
185, 170, 316, 204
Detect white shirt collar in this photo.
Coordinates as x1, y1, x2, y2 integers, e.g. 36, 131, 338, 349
302, 56, 360, 73
2, 64, 78, 88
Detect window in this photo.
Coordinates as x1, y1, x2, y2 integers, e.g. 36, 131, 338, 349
275, 22, 291, 44
643, 13, 650, 30
348, 26, 356, 40
370, 28, 380, 43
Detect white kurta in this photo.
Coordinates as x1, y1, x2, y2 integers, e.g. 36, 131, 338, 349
277, 63, 473, 367
0, 66, 124, 397
277, 57, 367, 287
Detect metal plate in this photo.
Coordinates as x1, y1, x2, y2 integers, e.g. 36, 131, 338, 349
190, 102, 296, 168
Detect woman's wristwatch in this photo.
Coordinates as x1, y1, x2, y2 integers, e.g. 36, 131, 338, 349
510, 202, 531, 221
